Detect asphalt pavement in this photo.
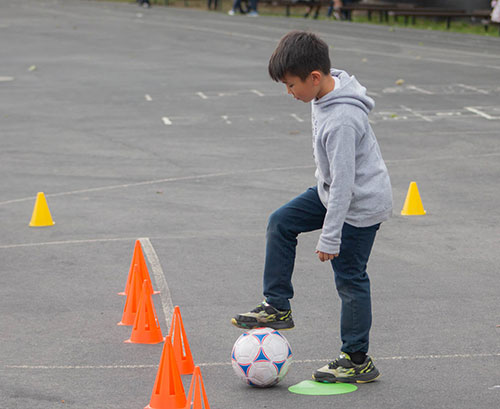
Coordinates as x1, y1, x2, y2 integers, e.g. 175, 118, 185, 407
1, 1, 499, 408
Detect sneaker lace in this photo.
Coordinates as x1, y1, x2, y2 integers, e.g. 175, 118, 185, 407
250, 302, 266, 313
328, 359, 340, 369
328, 353, 352, 369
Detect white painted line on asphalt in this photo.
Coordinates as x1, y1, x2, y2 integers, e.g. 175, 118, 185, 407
436, 112, 462, 116
162, 117, 172, 125
196, 92, 208, 100
290, 113, 304, 123
5, 364, 157, 369
465, 107, 494, 120
294, 352, 500, 364
0, 232, 265, 250
37, 0, 500, 64
145, 94, 152, 101
407, 85, 434, 95
2, 146, 499, 209
24, 4, 500, 72
139, 237, 174, 332
400, 105, 433, 122
251, 89, 264, 97
385, 151, 500, 164
5, 352, 499, 370
156, 19, 500, 70
456, 84, 489, 95
0, 166, 311, 206
0, 237, 138, 250
221, 115, 232, 124
374, 352, 500, 360
0, 76, 14, 82
175, 22, 500, 71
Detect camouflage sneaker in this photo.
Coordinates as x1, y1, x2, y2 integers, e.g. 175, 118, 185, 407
231, 301, 294, 330
313, 352, 380, 383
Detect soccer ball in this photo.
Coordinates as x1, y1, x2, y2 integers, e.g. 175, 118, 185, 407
231, 327, 292, 387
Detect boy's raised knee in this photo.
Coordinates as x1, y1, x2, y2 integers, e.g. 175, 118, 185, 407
267, 209, 284, 230
267, 208, 293, 236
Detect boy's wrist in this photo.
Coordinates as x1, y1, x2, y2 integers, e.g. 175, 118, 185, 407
316, 239, 340, 255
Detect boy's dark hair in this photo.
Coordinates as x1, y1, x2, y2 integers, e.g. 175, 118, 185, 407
268, 31, 331, 82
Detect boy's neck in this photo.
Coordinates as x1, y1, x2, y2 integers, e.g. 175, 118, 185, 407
316, 74, 335, 100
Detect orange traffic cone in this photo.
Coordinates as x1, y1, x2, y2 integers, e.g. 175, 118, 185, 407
118, 264, 142, 326
125, 280, 164, 344
119, 240, 158, 296
184, 366, 210, 409
169, 306, 195, 375
145, 335, 186, 409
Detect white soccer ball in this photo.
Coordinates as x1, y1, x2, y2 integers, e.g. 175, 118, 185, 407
231, 327, 292, 387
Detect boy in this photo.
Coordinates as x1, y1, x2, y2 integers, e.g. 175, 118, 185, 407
231, 31, 393, 384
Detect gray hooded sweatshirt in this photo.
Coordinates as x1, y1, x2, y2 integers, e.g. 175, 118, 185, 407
312, 69, 393, 255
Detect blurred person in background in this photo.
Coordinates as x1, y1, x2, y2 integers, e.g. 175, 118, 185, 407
492, 0, 500, 23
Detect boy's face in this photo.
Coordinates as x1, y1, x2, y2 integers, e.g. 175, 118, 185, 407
281, 72, 320, 103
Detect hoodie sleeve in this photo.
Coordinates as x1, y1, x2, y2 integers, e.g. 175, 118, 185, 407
316, 125, 356, 254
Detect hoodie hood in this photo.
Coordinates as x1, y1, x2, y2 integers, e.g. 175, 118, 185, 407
313, 69, 374, 114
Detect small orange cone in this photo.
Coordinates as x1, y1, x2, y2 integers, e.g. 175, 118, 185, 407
184, 366, 210, 409
125, 280, 164, 344
169, 306, 195, 375
29, 192, 55, 227
119, 240, 158, 296
401, 181, 426, 216
118, 264, 142, 326
145, 335, 186, 409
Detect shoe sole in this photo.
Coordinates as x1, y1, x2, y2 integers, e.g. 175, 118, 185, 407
312, 372, 381, 384
231, 318, 294, 330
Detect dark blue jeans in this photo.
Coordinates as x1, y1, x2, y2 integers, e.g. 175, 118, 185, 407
263, 186, 380, 354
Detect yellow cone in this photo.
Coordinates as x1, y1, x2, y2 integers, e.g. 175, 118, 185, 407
29, 192, 55, 226
401, 182, 426, 216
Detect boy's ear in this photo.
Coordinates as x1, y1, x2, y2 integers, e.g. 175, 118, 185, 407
310, 70, 323, 85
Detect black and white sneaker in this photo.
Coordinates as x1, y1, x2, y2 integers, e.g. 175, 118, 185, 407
231, 301, 294, 330
313, 352, 380, 383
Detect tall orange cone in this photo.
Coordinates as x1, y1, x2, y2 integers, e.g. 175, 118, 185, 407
184, 366, 210, 409
125, 280, 164, 344
401, 181, 426, 216
169, 306, 195, 375
145, 335, 186, 409
119, 240, 158, 296
29, 192, 55, 227
118, 264, 142, 326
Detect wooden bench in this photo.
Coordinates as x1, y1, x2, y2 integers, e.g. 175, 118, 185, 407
340, 5, 466, 23
237, 1, 499, 34
258, 1, 410, 19
340, 3, 398, 22
392, 9, 496, 32
256, 1, 462, 21
339, 4, 498, 35
259, 0, 330, 18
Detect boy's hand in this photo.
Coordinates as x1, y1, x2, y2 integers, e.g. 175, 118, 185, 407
315, 250, 338, 262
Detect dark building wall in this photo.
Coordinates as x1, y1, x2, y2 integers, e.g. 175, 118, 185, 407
375, 0, 491, 12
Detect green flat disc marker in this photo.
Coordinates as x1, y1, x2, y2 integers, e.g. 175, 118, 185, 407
288, 380, 357, 395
